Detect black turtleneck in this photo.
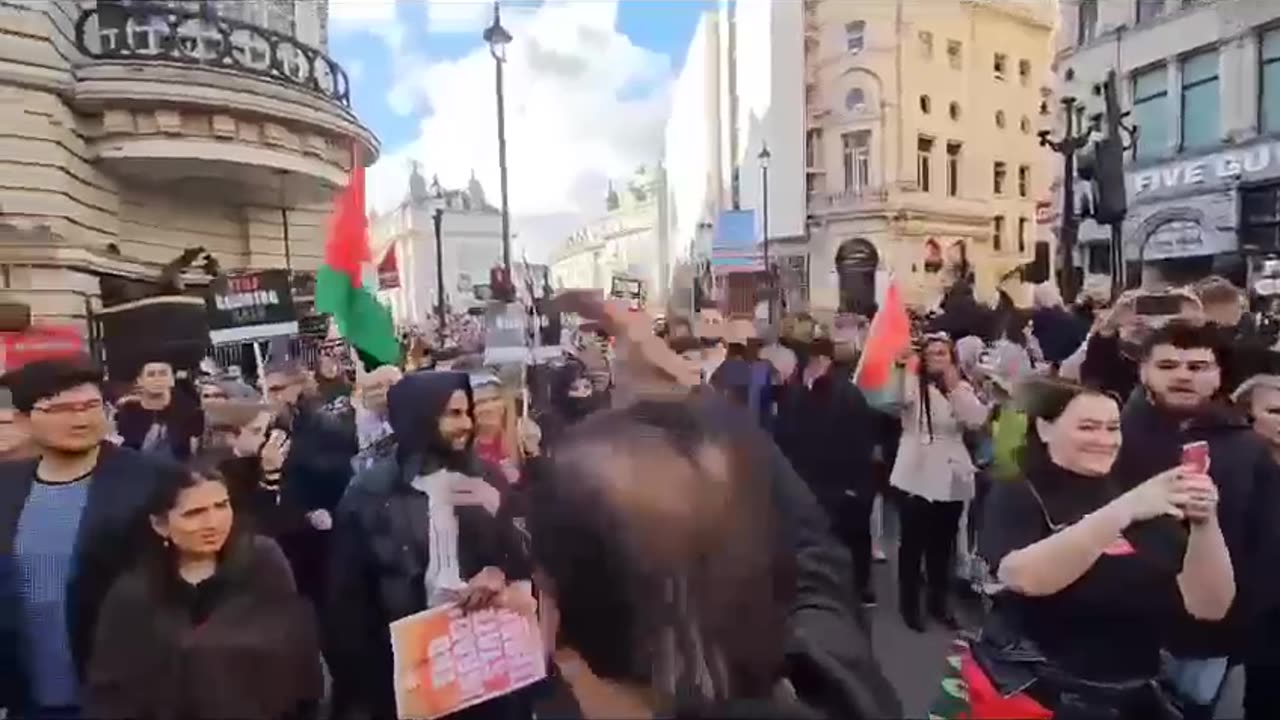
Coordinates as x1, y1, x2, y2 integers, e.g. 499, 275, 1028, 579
979, 456, 1186, 683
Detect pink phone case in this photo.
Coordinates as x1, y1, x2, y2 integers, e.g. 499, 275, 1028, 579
1181, 441, 1210, 473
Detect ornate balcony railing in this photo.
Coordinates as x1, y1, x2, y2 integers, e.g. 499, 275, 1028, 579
75, 3, 351, 107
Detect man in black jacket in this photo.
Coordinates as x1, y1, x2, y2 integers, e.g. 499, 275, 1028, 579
262, 360, 358, 607
1115, 322, 1280, 720
775, 339, 879, 609
326, 371, 530, 720
0, 358, 168, 717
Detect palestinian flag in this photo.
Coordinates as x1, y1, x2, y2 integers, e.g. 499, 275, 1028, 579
316, 156, 400, 366
853, 278, 912, 408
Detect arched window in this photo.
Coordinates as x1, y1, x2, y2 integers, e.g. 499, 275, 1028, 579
846, 87, 867, 111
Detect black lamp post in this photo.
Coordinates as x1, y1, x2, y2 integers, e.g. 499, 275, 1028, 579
758, 143, 773, 323
433, 207, 446, 344
1038, 96, 1092, 303
484, 2, 513, 276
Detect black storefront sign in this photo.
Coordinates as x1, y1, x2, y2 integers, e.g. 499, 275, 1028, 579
206, 270, 296, 330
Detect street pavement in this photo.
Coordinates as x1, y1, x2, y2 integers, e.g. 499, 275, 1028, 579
864, 558, 1246, 719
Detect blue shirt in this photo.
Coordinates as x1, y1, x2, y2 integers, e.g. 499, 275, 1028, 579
14, 474, 93, 708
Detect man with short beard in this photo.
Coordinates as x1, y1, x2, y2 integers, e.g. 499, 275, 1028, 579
326, 371, 530, 720
0, 358, 168, 717
1115, 321, 1280, 720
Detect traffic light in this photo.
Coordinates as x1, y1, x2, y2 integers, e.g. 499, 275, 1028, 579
1077, 71, 1127, 225
490, 266, 515, 303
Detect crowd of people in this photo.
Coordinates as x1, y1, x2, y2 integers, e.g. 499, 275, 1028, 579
0, 274, 1276, 720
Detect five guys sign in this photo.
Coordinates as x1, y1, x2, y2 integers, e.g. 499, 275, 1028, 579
205, 270, 297, 343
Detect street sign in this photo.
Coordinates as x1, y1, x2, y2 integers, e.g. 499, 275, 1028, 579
483, 302, 531, 365
205, 270, 298, 344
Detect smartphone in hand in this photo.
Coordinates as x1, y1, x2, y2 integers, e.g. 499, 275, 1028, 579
1181, 441, 1210, 474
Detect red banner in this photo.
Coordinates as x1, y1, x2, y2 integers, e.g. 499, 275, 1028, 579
0, 325, 85, 373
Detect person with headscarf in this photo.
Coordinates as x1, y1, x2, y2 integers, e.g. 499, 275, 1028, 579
326, 371, 531, 720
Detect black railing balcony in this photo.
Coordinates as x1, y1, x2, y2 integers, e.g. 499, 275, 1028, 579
75, 1, 351, 107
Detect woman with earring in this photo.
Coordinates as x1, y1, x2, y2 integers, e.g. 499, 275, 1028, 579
85, 461, 323, 720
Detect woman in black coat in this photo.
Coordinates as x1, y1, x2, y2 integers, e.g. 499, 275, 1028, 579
86, 461, 323, 720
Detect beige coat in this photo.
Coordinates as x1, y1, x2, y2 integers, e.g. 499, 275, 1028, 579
887, 378, 989, 502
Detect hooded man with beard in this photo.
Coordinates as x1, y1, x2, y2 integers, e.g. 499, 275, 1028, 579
326, 371, 531, 720
1114, 321, 1280, 720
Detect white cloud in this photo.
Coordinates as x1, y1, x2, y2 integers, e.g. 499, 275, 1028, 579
329, 0, 405, 52
426, 0, 495, 34
367, 0, 673, 261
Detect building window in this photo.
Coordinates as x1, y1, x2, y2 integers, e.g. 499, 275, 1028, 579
917, 137, 934, 192
920, 95, 932, 114
1261, 28, 1280, 134
845, 87, 866, 111
1136, 0, 1165, 24
946, 141, 961, 197
1181, 49, 1219, 150
213, 0, 296, 35
1241, 184, 1280, 253
1020, 115, 1032, 133
846, 21, 865, 54
993, 216, 1005, 252
1017, 164, 1030, 197
995, 110, 1007, 129
805, 128, 823, 168
1019, 59, 1032, 85
949, 101, 961, 120
842, 130, 871, 193
1018, 217, 1029, 253
1078, 0, 1098, 45
919, 30, 934, 59
1133, 64, 1168, 160
994, 53, 1008, 80
947, 40, 962, 69
993, 161, 1007, 195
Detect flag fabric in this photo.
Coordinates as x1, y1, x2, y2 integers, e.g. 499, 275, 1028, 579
316, 158, 401, 366
853, 279, 912, 408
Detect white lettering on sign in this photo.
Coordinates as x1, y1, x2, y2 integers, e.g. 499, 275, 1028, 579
1131, 143, 1279, 195
214, 289, 280, 310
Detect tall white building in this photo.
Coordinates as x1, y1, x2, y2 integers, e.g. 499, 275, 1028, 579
550, 166, 667, 308
370, 166, 503, 329
662, 0, 807, 315
1056, 0, 1280, 292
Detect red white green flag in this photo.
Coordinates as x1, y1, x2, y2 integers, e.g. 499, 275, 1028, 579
316, 157, 400, 365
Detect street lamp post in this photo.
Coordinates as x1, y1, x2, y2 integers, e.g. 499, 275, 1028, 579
484, 2, 513, 276
1038, 96, 1092, 303
758, 143, 773, 323
433, 207, 446, 345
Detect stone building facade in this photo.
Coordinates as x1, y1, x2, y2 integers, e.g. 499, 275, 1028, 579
803, 0, 1056, 310
0, 0, 376, 331
1055, 0, 1280, 291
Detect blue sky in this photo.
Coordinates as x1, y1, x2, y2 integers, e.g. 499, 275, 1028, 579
327, 0, 713, 258
331, 1, 710, 150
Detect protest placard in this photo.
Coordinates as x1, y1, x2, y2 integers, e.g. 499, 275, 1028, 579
389, 603, 546, 719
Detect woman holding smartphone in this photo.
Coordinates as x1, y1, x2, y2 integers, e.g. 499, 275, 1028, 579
886, 333, 990, 632
961, 378, 1233, 719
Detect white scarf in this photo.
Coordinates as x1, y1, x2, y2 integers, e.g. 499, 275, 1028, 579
410, 469, 466, 607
